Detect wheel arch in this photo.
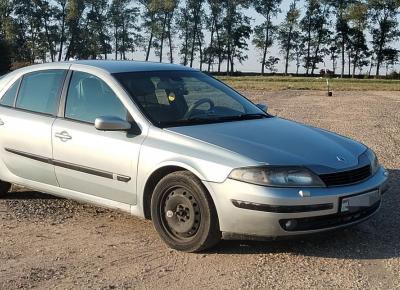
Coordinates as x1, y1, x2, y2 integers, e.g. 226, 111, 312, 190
141, 163, 208, 220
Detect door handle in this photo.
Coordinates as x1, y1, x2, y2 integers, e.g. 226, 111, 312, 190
0, 119, 4, 126
55, 131, 72, 142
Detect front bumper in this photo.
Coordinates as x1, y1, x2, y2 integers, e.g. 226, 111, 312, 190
205, 166, 389, 238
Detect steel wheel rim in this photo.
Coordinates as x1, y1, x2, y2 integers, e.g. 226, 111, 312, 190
160, 186, 201, 241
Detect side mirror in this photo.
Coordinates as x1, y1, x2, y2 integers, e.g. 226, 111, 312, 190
95, 116, 132, 131
256, 103, 268, 113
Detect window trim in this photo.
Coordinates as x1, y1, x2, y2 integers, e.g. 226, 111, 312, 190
57, 70, 72, 118
14, 69, 68, 117
0, 77, 22, 108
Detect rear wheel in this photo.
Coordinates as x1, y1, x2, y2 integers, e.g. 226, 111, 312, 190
0, 180, 11, 197
151, 171, 221, 252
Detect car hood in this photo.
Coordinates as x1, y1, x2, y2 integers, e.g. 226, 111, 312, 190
166, 117, 367, 175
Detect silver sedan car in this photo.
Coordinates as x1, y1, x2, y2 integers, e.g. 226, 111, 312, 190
0, 61, 389, 252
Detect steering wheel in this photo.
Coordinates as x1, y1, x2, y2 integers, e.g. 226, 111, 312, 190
183, 98, 215, 119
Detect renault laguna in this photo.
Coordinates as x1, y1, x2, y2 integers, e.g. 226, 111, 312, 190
0, 61, 389, 252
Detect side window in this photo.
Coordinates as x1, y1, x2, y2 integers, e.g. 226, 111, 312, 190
0, 79, 20, 107
16, 70, 66, 115
65, 71, 128, 124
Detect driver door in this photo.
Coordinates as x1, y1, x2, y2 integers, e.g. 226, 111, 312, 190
52, 70, 142, 204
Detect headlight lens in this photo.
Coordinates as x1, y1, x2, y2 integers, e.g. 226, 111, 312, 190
229, 166, 325, 187
365, 149, 379, 175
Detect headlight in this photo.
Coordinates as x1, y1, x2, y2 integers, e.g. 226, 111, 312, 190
229, 166, 325, 188
365, 149, 379, 175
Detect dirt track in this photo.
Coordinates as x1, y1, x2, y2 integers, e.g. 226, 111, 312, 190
1, 90, 399, 289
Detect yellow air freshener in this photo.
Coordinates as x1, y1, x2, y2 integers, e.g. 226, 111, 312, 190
168, 93, 176, 102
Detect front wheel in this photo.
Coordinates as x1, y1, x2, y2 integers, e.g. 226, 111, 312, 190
151, 171, 221, 252
0, 180, 11, 197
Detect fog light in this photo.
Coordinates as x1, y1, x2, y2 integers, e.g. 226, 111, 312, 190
284, 220, 298, 231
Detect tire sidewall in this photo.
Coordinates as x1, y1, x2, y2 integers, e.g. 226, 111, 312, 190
0, 181, 11, 197
151, 172, 220, 252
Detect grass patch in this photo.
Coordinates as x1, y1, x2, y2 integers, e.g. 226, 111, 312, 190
218, 76, 400, 91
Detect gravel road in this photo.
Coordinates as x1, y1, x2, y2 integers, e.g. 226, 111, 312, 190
0, 90, 399, 289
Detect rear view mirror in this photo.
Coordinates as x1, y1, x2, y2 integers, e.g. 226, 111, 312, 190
95, 116, 132, 131
256, 103, 268, 113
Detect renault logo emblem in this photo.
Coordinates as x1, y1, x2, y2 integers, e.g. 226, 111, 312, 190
336, 156, 346, 162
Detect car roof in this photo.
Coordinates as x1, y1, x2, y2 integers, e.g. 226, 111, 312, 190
74, 60, 196, 73
47, 60, 197, 74
7, 61, 198, 78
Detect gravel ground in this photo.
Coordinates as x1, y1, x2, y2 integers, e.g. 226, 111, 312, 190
0, 90, 399, 290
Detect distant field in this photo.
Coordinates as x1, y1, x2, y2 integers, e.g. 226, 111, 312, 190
218, 76, 400, 91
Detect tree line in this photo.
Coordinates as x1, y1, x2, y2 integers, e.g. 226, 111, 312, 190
0, 0, 399, 77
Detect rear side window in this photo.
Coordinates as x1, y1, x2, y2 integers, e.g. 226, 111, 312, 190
0, 79, 20, 107
65, 71, 128, 123
16, 70, 66, 115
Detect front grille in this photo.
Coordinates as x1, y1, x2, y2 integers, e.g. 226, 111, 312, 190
279, 201, 380, 232
319, 165, 371, 187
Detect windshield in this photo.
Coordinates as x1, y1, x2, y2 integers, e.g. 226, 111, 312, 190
113, 70, 267, 127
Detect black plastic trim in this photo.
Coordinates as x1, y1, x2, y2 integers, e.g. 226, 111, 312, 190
231, 199, 334, 213
5, 148, 52, 164
4, 147, 131, 183
279, 202, 380, 231
57, 70, 72, 118
51, 160, 113, 179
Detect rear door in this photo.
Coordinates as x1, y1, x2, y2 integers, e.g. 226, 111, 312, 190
0, 69, 67, 186
52, 70, 143, 204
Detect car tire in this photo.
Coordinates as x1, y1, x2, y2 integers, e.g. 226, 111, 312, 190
0, 180, 11, 197
151, 171, 221, 252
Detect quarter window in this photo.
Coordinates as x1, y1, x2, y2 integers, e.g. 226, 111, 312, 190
0, 79, 20, 107
65, 71, 128, 124
16, 70, 66, 115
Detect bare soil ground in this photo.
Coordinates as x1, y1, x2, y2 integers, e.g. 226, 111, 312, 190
1, 90, 399, 290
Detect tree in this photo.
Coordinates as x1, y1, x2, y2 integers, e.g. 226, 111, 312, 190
176, 5, 191, 65
140, 0, 156, 61
85, 0, 111, 59
177, 0, 205, 68
188, 0, 204, 68
13, 0, 40, 62
252, 0, 282, 75
109, 0, 140, 60
328, 0, 356, 77
383, 48, 399, 75
64, 0, 86, 60
293, 40, 304, 75
264, 56, 280, 73
0, 38, 11, 74
155, 0, 179, 63
300, 0, 331, 75
346, 1, 370, 77
0, 0, 14, 70
368, 0, 400, 76
222, 0, 252, 75
278, 0, 300, 75
205, 0, 224, 72
36, 1, 59, 62
140, 0, 179, 63
55, 0, 68, 61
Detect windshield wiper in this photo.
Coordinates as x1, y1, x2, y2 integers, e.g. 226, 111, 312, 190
162, 113, 269, 128
187, 113, 268, 122
235, 113, 268, 120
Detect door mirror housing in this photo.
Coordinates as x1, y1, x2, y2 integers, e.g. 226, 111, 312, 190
256, 103, 268, 113
95, 116, 132, 131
